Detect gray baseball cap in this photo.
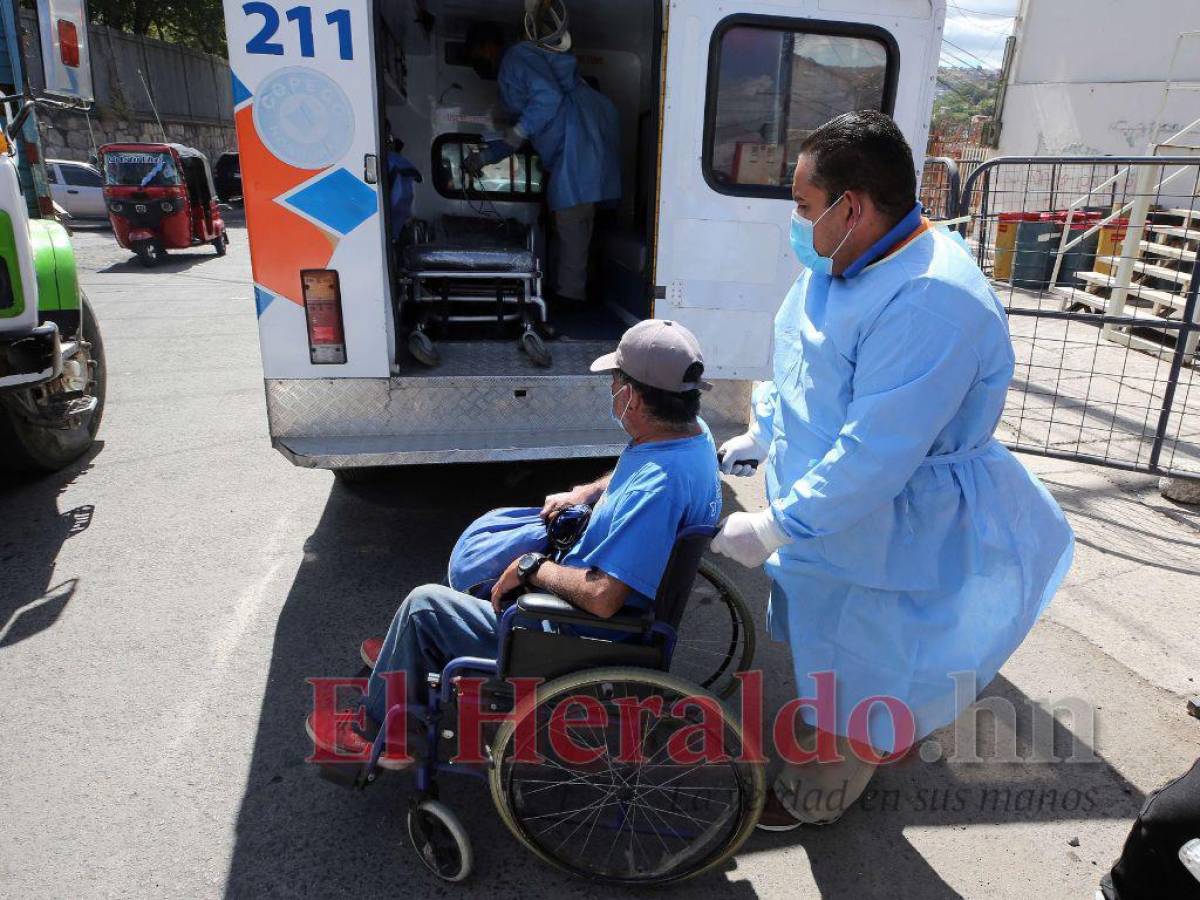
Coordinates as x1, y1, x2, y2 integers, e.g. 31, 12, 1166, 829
589, 319, 713, 392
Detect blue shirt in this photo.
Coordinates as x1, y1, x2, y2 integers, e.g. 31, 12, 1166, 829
561, 421, 722, 608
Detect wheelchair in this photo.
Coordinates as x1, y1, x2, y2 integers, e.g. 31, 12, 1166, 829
339, 526, 765, 885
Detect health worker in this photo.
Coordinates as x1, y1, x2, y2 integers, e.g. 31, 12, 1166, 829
711, 111, 1075, 830
463, 0, 620, 312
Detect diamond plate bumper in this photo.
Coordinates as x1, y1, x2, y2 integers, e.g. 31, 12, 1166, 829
265, 365, 751, 468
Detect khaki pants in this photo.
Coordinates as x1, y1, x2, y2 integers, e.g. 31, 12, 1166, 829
774, 718, 880, 824
552, 202, 595, 301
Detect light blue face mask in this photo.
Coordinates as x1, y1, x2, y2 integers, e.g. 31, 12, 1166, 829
610, 383, 633, 432
790, 192, 854, 275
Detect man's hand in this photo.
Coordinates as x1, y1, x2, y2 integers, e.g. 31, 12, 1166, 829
541, 486, 592, 522
712, 510, 791, 568
490, 557, 524, 614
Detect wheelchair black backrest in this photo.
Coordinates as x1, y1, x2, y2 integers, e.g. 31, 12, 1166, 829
654, 525, 719, 631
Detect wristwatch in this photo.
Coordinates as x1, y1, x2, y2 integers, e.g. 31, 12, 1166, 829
517, 552, 547, 586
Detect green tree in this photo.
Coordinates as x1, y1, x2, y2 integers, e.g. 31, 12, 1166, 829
932, 71, 996, 128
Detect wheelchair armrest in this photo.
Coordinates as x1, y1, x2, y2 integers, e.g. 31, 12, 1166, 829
516, 592, 652, 635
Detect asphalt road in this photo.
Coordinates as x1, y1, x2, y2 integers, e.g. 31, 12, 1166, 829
1, 216, 1198, 899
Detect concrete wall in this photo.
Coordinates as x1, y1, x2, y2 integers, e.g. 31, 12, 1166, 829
998, 0, 1200, 156
20, 12, 236, 164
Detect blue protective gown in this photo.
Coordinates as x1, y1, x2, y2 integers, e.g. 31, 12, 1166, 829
757, 205, 1074, 754
496, 42, 621, 212
386, 151, 421, 242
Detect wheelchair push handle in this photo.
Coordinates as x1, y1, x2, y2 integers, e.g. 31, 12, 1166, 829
678, 524, 720, 542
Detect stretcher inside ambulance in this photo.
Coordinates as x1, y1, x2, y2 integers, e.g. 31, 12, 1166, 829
382, 0, 667, 372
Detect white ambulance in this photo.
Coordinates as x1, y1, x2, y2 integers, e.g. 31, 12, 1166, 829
222, 0, 945, 471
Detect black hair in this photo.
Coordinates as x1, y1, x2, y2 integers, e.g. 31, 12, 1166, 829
798, 110, 916, 225
616, 369, 701, 430
465, 22, 504, 56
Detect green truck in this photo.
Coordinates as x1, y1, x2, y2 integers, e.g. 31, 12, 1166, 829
0, 0, 104, 472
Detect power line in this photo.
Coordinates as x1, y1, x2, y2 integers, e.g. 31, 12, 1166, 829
949, 1, 1014, 18
942, 37, 996, 69
940, 47, 981, 69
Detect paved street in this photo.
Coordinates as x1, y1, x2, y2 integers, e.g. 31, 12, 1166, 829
1, 216, 1199, 899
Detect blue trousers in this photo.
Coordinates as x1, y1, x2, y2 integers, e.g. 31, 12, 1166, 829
364, 584, 499, 723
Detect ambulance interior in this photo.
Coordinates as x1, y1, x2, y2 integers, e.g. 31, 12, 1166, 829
378, 0, 662, 374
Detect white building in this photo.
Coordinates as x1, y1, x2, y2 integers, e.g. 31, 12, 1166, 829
997, 0, 1200, 156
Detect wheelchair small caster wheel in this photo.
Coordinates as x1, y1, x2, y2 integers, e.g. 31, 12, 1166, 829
408, 330, 440, 368
408, 799, 472, 882
520, 330, 552, 368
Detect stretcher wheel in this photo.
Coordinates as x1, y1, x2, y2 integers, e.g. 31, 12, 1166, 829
408, 799, 473, 882
520, 330, 552, 368
213, 233, 227, 256
490, 667, 765, 885
408, 330, 440, 367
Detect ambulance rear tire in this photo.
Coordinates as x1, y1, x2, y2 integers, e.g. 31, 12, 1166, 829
333, 467, 384, 484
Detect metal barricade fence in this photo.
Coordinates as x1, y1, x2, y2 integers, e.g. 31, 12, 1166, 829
920, 156, 960, 221
958, 155, 1200, 477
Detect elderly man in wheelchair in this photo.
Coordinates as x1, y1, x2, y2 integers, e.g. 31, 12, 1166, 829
306, 320, 765, 884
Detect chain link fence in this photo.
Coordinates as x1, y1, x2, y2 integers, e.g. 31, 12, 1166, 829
959, 155, 1200, 477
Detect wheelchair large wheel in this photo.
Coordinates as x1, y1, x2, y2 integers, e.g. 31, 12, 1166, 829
408, 799, 473, 882
489, 667, 765, 886
670, 559, 756, 698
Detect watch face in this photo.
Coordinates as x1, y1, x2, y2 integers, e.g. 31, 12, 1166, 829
519, 553, 540, 579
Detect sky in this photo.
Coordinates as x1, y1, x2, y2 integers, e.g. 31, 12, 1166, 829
942, 0, 1019, 70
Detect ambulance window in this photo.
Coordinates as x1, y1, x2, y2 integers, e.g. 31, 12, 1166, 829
704, 17, 898, 197
431, 133, 545, 202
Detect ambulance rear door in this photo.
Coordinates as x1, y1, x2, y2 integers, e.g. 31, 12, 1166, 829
654, 0, 943, 379
224, 0, 392, 378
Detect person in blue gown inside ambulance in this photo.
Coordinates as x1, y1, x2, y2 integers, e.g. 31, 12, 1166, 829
711, 111, 1075, 830
462, 0, 620, 319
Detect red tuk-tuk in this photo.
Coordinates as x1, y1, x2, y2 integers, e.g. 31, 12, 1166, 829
99, 143, 229, 267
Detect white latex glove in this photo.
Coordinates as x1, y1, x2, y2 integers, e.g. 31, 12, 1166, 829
718, 426, 769, 477
711, 509, 791, 568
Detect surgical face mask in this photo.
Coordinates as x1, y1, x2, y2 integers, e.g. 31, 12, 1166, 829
610, 383, 633, 433
790, 192, 854, 275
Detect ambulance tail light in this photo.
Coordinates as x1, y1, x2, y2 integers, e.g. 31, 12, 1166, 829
57, 20, 81, 68
301, 269, 346, 364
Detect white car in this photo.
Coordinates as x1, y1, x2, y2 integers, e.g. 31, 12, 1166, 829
46, 159, 106, 220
